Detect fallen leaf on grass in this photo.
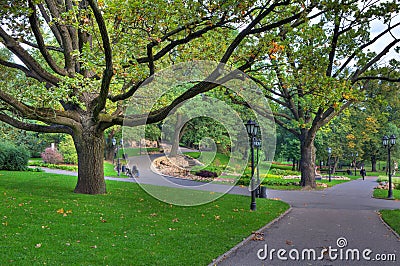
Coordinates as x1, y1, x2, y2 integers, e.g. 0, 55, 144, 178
35, 243, 42, 248
214, 215, 220, 220
91, 245, 97, 249
172, 218, 179, 223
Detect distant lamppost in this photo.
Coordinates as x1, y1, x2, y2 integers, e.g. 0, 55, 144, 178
112, 138, 117, 164
383, 135, 396, 199
352, 152, 358, 176
327, 147, 332, 182
254, 138, 262, 197
245, 120, 259, 211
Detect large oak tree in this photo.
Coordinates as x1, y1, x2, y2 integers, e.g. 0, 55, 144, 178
0, 0, 313, 194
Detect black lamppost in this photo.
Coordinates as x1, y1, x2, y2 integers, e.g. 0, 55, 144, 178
352, 152, 358, 176
254, 138, 262, 197
245, 120, 259, 211
327, 147, 332, 182
383, 135, 396, 199
113, 138, 123, 176
112, 138, 117, 164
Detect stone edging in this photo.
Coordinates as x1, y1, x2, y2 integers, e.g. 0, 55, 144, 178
208, 207, 293, 266
376, 210, 400, 240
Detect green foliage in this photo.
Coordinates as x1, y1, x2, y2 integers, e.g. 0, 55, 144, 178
28, 161, 78, 172
376, 176, 400, 185
0, 142, 29, 171
58, 135, 78, 165
373, 189, 400, 200
268, 168, 298, 177
0, 171, 289, 265
0, 122, 51, 158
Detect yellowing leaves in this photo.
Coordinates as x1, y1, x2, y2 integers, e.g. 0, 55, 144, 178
346, 134, 356, 141
56, 208, 72, 216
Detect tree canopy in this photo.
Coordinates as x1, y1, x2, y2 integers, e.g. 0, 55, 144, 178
0, 0, 312, 194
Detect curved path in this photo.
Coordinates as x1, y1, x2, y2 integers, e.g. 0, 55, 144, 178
216, 177, 399, 266
38, 155, 399, 265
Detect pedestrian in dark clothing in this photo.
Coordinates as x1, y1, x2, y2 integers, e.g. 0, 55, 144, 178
360, 167, 366, 180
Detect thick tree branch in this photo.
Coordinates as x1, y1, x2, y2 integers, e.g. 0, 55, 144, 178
220, 0, 293, 64
249, 2, 316, 35
0, 27, 60, 85
88, 0, 114, 119
28, 0, 68, 76
0, 58, 42, 80
326, 15, 341, 77
136, 21, 227, 64
44, 0, 75, 73
0, 113, 73, 134
38, 3, 63, 47
0, 90, 80, 128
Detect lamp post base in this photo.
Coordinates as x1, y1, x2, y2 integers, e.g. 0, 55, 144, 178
388, 191, 394, 200
250, 202, 256, 211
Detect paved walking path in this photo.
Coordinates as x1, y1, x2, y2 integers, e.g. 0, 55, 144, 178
215, 177, 399, 266
37, 155, 399, 265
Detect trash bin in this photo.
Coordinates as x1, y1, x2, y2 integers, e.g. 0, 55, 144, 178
121, 165, 126, 173
259, 186, 267, 198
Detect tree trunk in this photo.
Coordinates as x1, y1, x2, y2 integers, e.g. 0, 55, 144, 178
170, 113, 183, 156
73, 129, 106, 194
104, 129, 115, 161
371, 155, 377, 172
299, 131, 316, 188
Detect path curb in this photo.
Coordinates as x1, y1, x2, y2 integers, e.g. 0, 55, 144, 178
377, 210, 400, 240
208, 206, 293, 266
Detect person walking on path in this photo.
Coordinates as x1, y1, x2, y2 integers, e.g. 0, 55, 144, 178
360, 167, 366, 180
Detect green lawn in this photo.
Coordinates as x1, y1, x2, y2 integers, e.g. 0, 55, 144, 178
29, 160, 127, 178
118, 147, 159, 157
380, 209, 400, 235
103, 161, 128, 178
0, 171, 289, 265
373, 189, 400, 200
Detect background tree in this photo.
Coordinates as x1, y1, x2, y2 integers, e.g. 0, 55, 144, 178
247, 0, 400, 187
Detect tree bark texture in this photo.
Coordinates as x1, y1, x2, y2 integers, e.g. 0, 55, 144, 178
299, 130, 317, 188
73, 128, 106, 194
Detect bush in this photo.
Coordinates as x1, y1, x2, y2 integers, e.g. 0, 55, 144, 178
0, 142, 30, 171
58, 135, 78, 164
195, 170, 218, 178
41, 148, 63, 164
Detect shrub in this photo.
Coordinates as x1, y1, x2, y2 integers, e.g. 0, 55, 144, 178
195, 170, 218, 178
58, 135, 78, 164
0, 142, 30, 171
41, 148, 63, 164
